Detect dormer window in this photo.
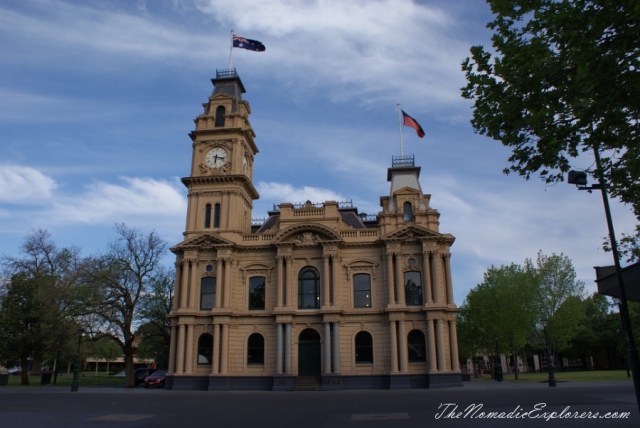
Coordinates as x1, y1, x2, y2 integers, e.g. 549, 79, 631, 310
215, 106, 225, 127
403, 201, 413, 222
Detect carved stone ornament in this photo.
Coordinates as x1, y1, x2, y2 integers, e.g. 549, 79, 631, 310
295, 232, 321, 246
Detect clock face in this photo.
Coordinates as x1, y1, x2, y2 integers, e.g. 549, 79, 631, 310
205, 148, 228, 168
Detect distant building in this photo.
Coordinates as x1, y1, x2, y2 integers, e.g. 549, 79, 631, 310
166, 69, 462, 391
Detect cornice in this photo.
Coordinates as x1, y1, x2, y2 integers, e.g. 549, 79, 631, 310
181, 175, 260, 200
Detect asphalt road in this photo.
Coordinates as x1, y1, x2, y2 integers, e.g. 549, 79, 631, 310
0, 380, 637, 427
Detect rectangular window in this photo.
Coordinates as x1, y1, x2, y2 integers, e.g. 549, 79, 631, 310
248, 276, 265, 310
404, 271, 422, 306
200, 277, 216, 310
353, 274, 371, 308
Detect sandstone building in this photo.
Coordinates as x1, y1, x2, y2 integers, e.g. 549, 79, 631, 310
166, 70, 462, 390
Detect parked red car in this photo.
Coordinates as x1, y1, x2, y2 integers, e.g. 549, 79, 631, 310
143, 371, 166, 388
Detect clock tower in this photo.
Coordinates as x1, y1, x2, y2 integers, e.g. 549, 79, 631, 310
182, 69, 259, 241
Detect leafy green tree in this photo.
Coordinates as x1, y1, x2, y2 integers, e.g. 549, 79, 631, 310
458, 263, 540, 379
461, 0, 640, 224
135, 268, 174, 370
0, 273, 73, 385
85, 224, 167, 387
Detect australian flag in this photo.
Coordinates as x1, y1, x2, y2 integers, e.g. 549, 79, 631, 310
233, 35, 266, 52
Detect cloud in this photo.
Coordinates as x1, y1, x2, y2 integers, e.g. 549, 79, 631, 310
50, 176, 187, 224
0, 164, 57, 203
196, 0, 472, 107
255, 181, 346, 212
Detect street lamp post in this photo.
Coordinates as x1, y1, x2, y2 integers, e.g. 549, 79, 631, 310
568, 146, 640, 410
494, 334, 503, 382
541, 318, 557, 387
70, 328, 84, 392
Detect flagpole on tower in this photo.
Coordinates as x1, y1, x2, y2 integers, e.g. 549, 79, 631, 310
228, 30, 234, 70
397, 103, 404, 157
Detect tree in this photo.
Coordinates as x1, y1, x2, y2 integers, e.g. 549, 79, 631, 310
461, 0, 640, 223
136, 268, 174, 370
530, 251, 585, 361
0, 273, 74, 385
86, 224, 167, 387
0, 229, 85, 385
458, 263, 541, 379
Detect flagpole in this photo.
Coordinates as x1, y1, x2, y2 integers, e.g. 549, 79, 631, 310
228, 30, 234, 70
397, 103, 404, 157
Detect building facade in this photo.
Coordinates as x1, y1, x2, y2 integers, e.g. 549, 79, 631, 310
166, 70, 462, 391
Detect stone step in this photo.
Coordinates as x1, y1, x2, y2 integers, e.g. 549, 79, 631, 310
295, 376, 321, 391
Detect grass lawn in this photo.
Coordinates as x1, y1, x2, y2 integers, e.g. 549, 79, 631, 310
471, 370, 633, 383
5, 372, 126, 387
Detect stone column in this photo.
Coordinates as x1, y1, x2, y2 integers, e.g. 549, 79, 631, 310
223, 258, 232, 308
285, 323, 292, 374
180, 260, 189, 309
430, 251, 440, 304
398, 320, 408, 373
188, 260, 198, 309
422, 251, 432, 305
220, 324, 229, 374
395, 253, 405, 306
285, 256, 293, 308
332, 322, 341, 374
185, 324, 194, 374
444, 254, 454, 305
323, 322, 331, 374
168, 325, 177, 374
172, 263, 181, 311
389, 321, 398, 374
276, 256, 284, 307
276, 323, 283, 375
215, 259, 223, 309
211, 324, 220, 375
386, 254, 395, 306
436, 319, 446, 372
176, 324, 185, 374
449, 320, 460, 372
427, 319, 437, 372
323, 255, 331, 308
331, 256, 339, 306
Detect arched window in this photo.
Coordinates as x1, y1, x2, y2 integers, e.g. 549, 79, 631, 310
197, 334, 213, 365
353, 273, 371, 308
404, 271, 422, 306
408, 330, 427, 362
215, 106, 225, 127
213, 203, 221, 228
298, 267, 320, 309
247, 333, 264, 365
355, 331, 373, 364
403, 201, 413, 222
204, 204, 211, 228
200, 277, 216, 310
249, 276, 265, 310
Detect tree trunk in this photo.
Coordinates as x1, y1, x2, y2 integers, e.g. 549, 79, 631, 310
20, 357, 29, 385
124, 345, 135, 387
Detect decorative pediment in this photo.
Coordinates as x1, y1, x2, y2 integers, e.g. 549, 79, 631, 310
171, 233, 235, 252
273, 223, 342, 245
382, 225, 440, 242
393, 186, 421, 196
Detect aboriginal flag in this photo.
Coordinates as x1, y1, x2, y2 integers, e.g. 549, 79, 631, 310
401, 110, 425, 138
233, 35, 266, 52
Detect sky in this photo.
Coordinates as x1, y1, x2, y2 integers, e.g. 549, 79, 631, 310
0, 0, 636, 304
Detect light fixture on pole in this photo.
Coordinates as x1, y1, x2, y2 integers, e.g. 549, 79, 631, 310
568, 146, 640, 410
541, 317, 556, 387
494, 334, 503, 382
70, 328, 84, 392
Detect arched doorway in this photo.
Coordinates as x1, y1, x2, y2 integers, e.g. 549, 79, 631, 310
298, 328, 321, 376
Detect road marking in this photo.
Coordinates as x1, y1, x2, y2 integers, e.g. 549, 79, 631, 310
351, 413, 410, 421
88, 414, 154, 421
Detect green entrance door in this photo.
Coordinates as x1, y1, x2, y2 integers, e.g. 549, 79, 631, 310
298, 329, 321, 376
